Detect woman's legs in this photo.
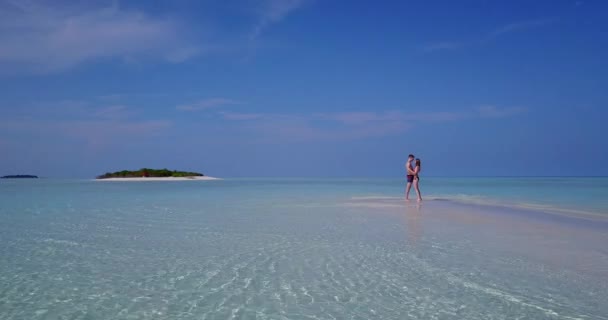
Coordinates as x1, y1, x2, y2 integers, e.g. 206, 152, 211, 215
414, 178, 422, 201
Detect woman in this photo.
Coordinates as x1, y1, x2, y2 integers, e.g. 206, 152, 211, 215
413, 158, 422, 201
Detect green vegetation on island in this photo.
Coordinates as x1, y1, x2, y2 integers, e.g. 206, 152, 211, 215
96, 168, 204, 179
1, 175, 38, 179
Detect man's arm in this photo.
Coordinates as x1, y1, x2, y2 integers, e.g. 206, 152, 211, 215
406, 162, 414, 175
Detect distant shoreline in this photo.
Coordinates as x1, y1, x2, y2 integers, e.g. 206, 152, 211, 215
1, 175, 38, 179
95, 176, 220, 181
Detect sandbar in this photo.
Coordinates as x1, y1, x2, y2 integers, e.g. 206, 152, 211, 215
95, 176, 220, 181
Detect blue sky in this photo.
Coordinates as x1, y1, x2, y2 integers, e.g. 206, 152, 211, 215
0, 0, 606, 178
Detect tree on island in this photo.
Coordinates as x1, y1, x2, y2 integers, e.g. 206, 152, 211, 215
1, 175, 38, 179
96, 168, 204, 179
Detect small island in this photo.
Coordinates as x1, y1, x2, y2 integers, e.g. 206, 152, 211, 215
1, 175, 38, 179
96, 168, 218, 181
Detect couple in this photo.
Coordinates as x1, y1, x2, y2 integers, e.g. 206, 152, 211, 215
405, 154, 422, 201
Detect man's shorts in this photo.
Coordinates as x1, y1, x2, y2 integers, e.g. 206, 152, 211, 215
407, 175, 414, 183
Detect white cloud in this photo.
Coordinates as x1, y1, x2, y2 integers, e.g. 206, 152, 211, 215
216, 106, 525, 142
421, 18, 556, 53
0, 0, 312, 73
0, 100, 171, 151
316, 111, 466, 124
250, 0, 308, 40
420, 41, 463, 53
219, 111, 264, 120
0, 1, 202, 73
176, 98, 240, 111
477, 105, 527, 118
489, 18, 556, 39
93, 105, 132, 119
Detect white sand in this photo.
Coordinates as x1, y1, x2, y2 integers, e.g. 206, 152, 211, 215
96, 176, 220, 181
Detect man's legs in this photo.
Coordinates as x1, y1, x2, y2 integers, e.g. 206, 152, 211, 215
405, 182, 412, 200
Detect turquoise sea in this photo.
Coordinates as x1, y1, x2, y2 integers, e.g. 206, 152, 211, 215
1, 177, 607, 319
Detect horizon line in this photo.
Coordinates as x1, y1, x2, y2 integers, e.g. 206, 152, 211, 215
4, 175, 607, 180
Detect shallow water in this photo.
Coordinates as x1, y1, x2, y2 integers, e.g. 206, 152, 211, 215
0, 179, 607, 319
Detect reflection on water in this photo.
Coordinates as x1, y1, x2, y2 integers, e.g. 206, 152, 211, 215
404, 203, 423, 247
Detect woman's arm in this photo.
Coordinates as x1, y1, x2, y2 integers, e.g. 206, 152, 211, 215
413, 166, 420, 175
406, 164, 415, 175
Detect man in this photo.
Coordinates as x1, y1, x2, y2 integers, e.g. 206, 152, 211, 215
405, 154, 415, 200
